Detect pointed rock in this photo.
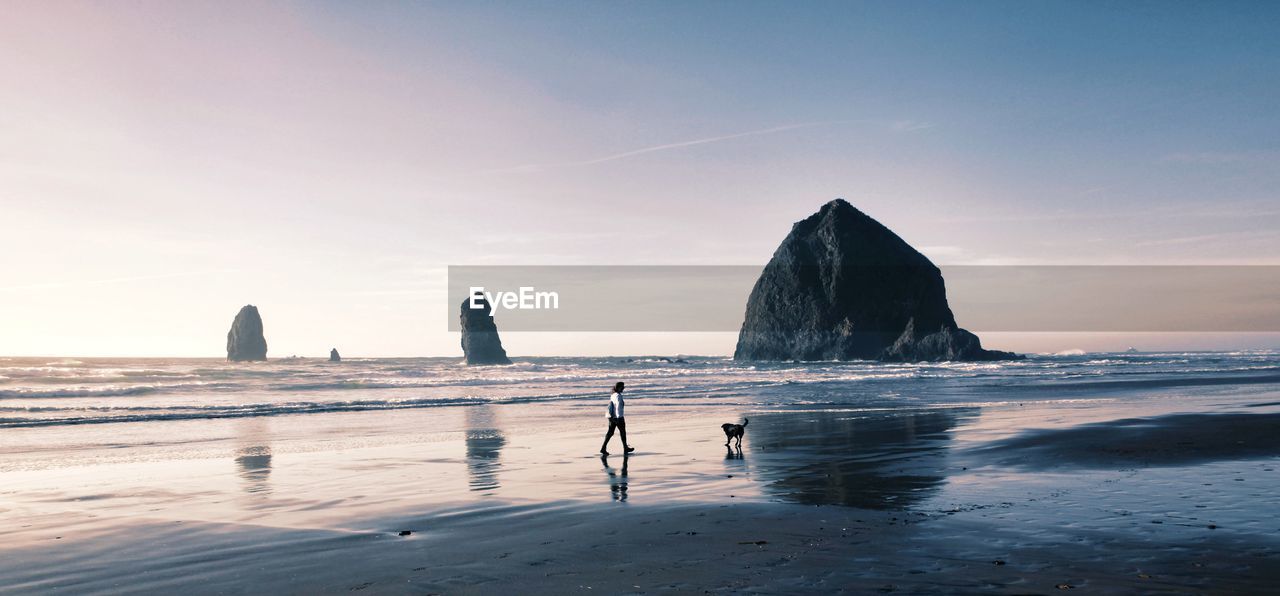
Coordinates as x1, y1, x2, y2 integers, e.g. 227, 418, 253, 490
734, 199, 1020, 362
460, 294, 512, 365
226, 305, 268, 362
329, 348, 341, 362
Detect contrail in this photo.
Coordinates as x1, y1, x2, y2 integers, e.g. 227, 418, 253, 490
565, 120, 863, 166
483, 119, 889, 174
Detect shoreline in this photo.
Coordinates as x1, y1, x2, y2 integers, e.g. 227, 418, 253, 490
3, 385, 1280, 593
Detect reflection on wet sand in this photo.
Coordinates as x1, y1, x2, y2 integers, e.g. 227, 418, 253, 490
233, 418, 272, 495
722, 444, 749, 495
748, 409, 972, 509
972, 410, 1280, 470
464, 405, 505, 493
601, 453, 629, 502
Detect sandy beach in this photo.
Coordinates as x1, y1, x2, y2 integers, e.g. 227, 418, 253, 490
3, 362, 1279, 594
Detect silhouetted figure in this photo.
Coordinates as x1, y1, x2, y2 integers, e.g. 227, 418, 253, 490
721, 419, 749, 448
599, 382, 635, 455
329, 348, 341, 362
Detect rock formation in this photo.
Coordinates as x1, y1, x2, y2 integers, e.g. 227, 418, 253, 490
734, 199, 1020, 362
879, 320, 1018, 362
460, 294, 512, 365
226, 305, 268, 362
329, 348, 341, 362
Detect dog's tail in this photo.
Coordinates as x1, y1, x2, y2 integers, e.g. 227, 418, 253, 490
743, 418, 749, 427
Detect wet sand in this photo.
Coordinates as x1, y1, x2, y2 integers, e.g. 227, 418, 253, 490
2, 389, 1279, 593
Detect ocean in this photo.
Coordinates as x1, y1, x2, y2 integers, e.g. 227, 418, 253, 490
4, 351, 1278, 429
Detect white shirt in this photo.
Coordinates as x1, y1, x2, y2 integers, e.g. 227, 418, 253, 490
608, 392, 624, 419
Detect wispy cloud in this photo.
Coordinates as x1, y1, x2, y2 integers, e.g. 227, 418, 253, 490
890, 120, 935, 132
1159, 151, 1280, 165
1132, 229, 1277, 248
0, 270, 239, 293
481, 119, 923, 174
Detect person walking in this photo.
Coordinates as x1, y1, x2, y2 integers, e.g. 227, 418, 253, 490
600, 381, 635, 455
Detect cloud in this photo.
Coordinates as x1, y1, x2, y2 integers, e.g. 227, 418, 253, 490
480, 118, 920, 174
0, 270, 238, 293
1133, 229, 1277, 248
890, 120, 935, 132
1159, 151, 1280, 165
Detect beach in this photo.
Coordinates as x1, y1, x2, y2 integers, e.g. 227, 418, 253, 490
2, 355, 1279, 593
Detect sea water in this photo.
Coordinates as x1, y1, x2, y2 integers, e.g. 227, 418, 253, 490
2, 352, 1277, 428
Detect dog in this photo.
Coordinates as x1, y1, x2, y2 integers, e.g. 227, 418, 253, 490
721, 419, 749, 449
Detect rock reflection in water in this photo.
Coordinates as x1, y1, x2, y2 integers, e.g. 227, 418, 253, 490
465, 405, 506, 493
234, 418, 272, 496
748, 409, 972, 509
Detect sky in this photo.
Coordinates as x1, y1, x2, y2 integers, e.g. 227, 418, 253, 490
2, 0, 1278, 357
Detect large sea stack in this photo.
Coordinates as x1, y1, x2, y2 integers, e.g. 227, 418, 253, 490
226, 305, 268, 362
460, 295, 512, 365
734, 199, 1020, 362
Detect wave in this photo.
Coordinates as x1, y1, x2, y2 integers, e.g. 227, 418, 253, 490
1000, 372, 1280, 393
0, 382, 240, 399
0, 391, 605, 428
0, 386, 167, 398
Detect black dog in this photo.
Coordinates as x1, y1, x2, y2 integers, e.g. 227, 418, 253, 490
721, 419, 749, 448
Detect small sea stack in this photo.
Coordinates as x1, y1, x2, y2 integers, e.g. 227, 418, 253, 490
734, 199, 1020, 363
460, 294, 512, 365
329, 348, 341, 362
226, 305, 268, 362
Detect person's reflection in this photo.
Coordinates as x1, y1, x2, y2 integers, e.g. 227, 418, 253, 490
234, 418, 272, 496
600, 453, 629, 502
465, 405, 506, 493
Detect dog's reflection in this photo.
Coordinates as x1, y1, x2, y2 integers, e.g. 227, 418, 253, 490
723, 443, 749, 484
600, 453, 629, 502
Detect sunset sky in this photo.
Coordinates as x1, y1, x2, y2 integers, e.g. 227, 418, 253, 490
3, 1, 1278, 357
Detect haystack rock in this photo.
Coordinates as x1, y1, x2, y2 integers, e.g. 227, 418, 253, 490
460, 294, 512, 365
329, 348, 341, 362
734, 199, 1020, 362
226, 305, 268, 362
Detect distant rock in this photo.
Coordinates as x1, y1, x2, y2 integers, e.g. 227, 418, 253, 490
226, 305, 268, 362
329, 348, 341, 362
734, 199, 1020, 362
460, 294, 512, 365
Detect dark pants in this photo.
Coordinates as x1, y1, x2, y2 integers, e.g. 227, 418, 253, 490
601, 417, 627, 451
